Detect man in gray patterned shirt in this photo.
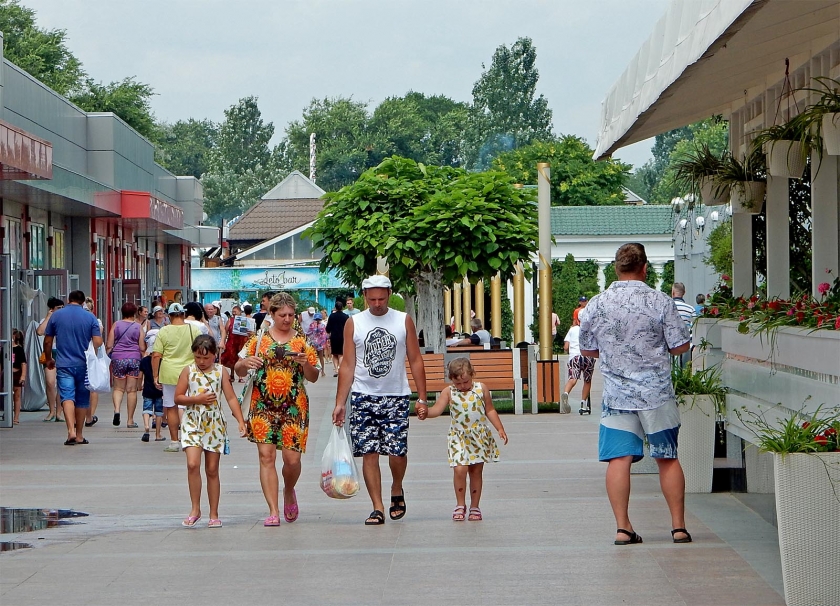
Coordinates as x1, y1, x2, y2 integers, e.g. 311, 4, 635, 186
580, 243, 692, 546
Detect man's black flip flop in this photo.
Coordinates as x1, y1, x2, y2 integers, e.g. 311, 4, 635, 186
365, 510, 385, 525
84, 416, 98, 427
389, 492, 406, 520
64, 438, 76, 446
76, 438, 90, 445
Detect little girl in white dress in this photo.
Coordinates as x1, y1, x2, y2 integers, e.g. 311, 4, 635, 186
424, 358, 508, 521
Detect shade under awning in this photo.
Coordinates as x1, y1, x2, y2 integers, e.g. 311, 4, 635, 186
594, 0, 840, 159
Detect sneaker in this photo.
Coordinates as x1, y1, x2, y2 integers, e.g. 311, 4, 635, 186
141, 432, 150, 442
112, 413, 120, 427
560, 392, 571, 414
163, 442, 181, 452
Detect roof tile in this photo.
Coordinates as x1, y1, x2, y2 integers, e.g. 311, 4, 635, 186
550, 205, 672, 236
228, 198, 324, 241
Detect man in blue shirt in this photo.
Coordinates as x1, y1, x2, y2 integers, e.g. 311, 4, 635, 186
44, 290, 103, 446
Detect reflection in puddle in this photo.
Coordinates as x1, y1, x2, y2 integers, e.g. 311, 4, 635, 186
0, 508, 89, 534
0, 541, 33, 551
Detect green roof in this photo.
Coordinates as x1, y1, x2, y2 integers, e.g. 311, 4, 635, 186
550, 205, 672, 236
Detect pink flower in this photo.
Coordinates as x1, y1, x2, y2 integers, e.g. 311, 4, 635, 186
721, 274, 730, 282
818, 282, 831, 295
747, 301, 755, 309
787, 309, 794, 316
836, 317, 840, 330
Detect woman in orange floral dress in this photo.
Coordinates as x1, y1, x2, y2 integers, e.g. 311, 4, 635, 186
234, 293, 321, 526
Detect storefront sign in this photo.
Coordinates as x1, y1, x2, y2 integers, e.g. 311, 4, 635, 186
191, 266, 345, 291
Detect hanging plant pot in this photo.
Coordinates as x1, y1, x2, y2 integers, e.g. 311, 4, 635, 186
699, 177, 729, 206
765, 140, 807, 178
822, 113, 840, 155
730, 181, 765, 214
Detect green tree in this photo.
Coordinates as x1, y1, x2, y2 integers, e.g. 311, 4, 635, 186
202, 97, 283, 223
156, 118, 217, 178
70, 77, 159, 141
0, 0, 85, 95
305, 156, 538, 352
660, 260, 675, 294
492, 136, 630, 205
705, 221, 732, 276
466, 37, 553, 169
282, 96, 371, 192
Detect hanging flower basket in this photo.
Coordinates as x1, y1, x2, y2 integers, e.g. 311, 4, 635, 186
773, 452, 840, 606
822, 113, 840, 156
677, 394, 717, 493
699, 177, 729, 206
730, 181, 766, 214
765, 140, 808, 179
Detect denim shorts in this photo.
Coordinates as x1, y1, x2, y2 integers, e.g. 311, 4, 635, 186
143, 397, 164, 416
598, 400, 681, 462
349, 392, 409, 457
56, 365, 91, 409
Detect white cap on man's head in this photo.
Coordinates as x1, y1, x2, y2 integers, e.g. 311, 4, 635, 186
362, 275, 391, 290
212, 301, 221, 308
307, 306, 315, 314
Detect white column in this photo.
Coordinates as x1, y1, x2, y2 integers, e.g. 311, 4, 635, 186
765, 176, 790, 299
811, 155, 840, 296
523, 272, 535, 344
651, 262, 665, 292
597, 261, 609, 292
731, 213, 754, 298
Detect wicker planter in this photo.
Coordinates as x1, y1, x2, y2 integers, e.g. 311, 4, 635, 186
822, 113, 840, 156
773, 452, 840, 606
730, 181, 765, 214
678, 395, 717, 493
765, 140, 807, 179
699, 177, 729, 206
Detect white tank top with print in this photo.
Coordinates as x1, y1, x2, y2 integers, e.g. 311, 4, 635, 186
351, 309, 409, 396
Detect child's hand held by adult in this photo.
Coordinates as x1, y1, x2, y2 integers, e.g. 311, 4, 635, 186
237, 420, 247, 437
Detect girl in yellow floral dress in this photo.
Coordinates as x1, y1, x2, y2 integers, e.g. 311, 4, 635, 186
234, 293, 321, 527
174, 335, 247, 529
424, 358, 508, 522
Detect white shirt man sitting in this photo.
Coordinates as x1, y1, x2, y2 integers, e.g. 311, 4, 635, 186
451, 318, 491, 347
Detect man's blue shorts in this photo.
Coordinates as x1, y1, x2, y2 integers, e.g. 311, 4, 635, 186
349, 393, 409, 457
56, 365, 91, 409
598, 400, 680, 462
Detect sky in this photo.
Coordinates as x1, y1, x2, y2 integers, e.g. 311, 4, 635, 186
27, 0, 671, 171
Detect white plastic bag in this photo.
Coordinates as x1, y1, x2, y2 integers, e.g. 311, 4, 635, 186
320, 425, 360, 499
84, 343, 111, 393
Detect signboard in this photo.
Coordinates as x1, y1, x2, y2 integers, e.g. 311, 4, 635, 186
190, 266, 345, 292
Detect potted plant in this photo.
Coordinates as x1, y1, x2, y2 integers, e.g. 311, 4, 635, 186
716, 150, 766, 214
672, 362, 727, 493
739, 404, 840, 606
751, 112, 811, 179
671, 144, 729, 206
800, 76, 840, 156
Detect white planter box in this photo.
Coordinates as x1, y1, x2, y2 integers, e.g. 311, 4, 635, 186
730, 181, 766, 214
678, 394, 716, 493
822, 113, 840, 156
773, 452, 840, 606
765, 140, 807, 179
699, 177, 729, 206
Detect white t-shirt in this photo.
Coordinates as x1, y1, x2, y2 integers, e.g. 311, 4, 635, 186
185, 319, 209, 336
564, 326, 581, 358
351, 309, 409, 396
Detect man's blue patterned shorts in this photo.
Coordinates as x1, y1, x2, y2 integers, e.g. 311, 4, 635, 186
349, 392, 409, 457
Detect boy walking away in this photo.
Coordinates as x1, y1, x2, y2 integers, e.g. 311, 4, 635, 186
562, 318, 596, 415
140, 330, 165, 442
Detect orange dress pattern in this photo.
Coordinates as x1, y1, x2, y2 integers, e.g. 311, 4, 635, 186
243, 331, 320, 452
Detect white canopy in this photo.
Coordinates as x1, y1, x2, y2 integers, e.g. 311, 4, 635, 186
594, 0, 840, 159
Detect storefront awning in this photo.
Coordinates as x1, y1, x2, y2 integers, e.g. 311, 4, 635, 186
0, 119, 52, 180
594, 0, 840, 159
120, 190, 184, 231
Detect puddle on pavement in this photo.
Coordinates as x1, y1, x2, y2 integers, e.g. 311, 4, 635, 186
0, 541, 33, 551
0, 508, 89, 534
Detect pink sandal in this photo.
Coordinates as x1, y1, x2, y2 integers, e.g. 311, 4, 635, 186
283, 489, 299, 523
182, 515, 201, 528
264, 515, 280, 527
207, 519, 222, 528
468, 507, 482, 521
452, 505, 466, 521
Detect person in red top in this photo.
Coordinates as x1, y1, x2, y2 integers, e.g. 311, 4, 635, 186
572, 296, 588, 323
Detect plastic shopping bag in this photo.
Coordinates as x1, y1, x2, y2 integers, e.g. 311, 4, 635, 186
84, 343, 112, 393
320, 425, 360, 499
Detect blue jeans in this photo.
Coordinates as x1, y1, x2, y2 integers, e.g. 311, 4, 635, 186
56, 365, 91, 409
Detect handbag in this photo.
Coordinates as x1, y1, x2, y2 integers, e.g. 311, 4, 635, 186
238, 327, 266, 418
84, 343, 112, 392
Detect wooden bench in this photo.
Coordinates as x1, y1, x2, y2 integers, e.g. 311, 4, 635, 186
406, 348, 531, 413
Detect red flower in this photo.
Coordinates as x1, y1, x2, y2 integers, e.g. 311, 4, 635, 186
802, 422, 811, 429
825, 428, 837, 436
818, 282, 830, 295
721, 274, 730, 281
711, 307, 719, 316
815, 435, 829, 446
768, 301, 781, 311
796, 312, 805, 323
836, 317, 840, 330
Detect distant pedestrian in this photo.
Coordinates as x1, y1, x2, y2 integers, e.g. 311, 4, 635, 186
344, 296, 361, 316
671, 282, 695, 366
421, 358, 507, 522
174, 335, 246, 528
306, 312, 328, 377
562, 317, 595, 414
37, 297, 65, 422
326, 300, 349, 377
694, 293, 706, 316
572, 296, 588, 323
139, 330, 164, 443
204, 302, 227, 355
106, 302, 143, 428
300, 306, 317, 334
252, 291, 275, 331
580, 243, 692, 546
82, 298, 104, 427
12, 329, 26, 425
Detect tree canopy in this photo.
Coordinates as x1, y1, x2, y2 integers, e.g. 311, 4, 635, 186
155, 118, 218, 178
466, 37, 553, 170
69, 77, 158, 141
305, 156, 538, 351
492, 136, 630, 205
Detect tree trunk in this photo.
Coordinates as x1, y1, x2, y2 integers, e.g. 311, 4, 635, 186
415, 271, 445, 353
404, 293, 416, 324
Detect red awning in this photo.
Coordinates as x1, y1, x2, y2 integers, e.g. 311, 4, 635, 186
0, 120, 52, 180
121, 191, 184, 230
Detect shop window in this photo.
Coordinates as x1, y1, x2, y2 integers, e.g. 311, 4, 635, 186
51, 229, 65, 269
2, 218, 22, 270
124, 244, 133, 279
29, 223, 46, 269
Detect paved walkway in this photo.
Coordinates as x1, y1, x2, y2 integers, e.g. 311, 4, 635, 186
1, 365, 784, 605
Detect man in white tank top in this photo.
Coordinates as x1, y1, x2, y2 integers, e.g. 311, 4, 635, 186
332, 275, 428, 526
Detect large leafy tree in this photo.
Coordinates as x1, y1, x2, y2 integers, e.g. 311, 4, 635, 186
70, 77, 159, 141
155, 118, 218, 178
492, 136, 630, 205
465, 37, 553, 170
305, 156, 538, 352
202, 97, 283, 223
0, 0, 85, 95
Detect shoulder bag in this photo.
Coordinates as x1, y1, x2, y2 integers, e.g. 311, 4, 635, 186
238, 327, 266, 418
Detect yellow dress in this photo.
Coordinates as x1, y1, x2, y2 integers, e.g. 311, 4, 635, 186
181, 363, 227, 453
447, 382, 500, 467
